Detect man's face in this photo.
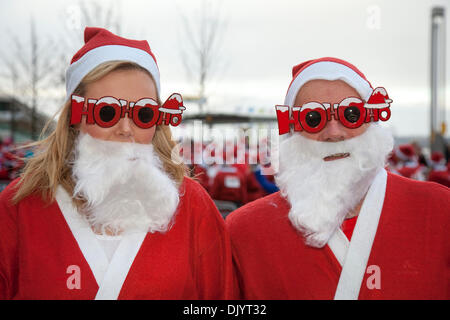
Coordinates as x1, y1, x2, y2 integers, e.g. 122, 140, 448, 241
277, 79, 394, 247
294, 79, 370, 151
79, 69, 158, 144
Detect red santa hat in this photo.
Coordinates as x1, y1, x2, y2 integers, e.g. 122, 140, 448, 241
430, 151, 446, 165
395, 144, 417, 162
284, 57, 374, 107
388, 151, 400, 166
65, 27, 160, 101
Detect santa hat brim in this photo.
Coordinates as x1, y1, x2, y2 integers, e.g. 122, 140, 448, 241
395, 147, 414, 162
284, 61, 373, 107
66, 45, 160, 101
159, 107, 185, 114
364, 102, 391, 109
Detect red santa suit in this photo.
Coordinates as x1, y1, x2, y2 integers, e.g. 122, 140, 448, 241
210, 166, 247, 205
394, 145, 427, 181
226, 170, 449, 299
0, 177, 235, 300
428, 169, 450, 188
245, 170, 266, 203
192, 164, 210, 192
428, 152, 450, 188
397, 162, 426, 181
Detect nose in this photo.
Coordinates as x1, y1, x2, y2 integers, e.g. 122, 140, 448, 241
318, 118, 346, 142
115, 116, 134, 141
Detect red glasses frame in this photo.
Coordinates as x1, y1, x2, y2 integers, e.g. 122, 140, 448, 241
70, 93, 185, 128
276, 96, 391, 135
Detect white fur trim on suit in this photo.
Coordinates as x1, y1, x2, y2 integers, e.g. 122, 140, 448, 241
327, 228, 350, 267
65, 45, 160, 100
330, 168, 388, 300
284, 61, 373, 107
55, 186, 147, 300
94, 231, 147, 300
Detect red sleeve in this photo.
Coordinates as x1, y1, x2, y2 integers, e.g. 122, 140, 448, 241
0, 180, 20, 300
238, 172, 248, 205
188, 180, 237, 299
209, 173, 223, 200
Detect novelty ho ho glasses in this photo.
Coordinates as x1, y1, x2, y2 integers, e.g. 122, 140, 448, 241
70, 93, 186, 128
276, 87, 392, 135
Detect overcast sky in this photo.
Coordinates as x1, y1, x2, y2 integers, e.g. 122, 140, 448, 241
1, 0, 449, 138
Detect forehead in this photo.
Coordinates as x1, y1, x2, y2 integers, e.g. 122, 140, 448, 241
294, 79, 361, 105
84, 69, 157, 101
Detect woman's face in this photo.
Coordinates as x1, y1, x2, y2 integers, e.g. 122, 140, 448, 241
79, 69, 158, 144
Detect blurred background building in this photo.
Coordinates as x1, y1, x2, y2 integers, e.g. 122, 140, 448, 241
0, 96, 50, 142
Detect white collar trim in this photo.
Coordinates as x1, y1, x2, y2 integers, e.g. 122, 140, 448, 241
55, 186, 147, 300
327, 168, 387, 300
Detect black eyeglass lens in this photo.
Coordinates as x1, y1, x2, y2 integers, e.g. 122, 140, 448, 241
344, 106, 360, 123
305, 110, 322, 128
99, 105, 116, 123
138, 107, 154, 123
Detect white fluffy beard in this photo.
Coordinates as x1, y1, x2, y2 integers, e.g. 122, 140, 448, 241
71, 132, 180, 235
275, 124, 394, 248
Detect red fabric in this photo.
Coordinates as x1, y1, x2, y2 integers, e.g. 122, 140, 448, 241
232, 163, 249, 178
246, 171, 266, 203
341, 216, 358, 241
0, 177, 236, 300
397, 144, 416, 159
0, 169, 8, 180
397, 165, 423, 179
428, 170, 450, 188
192, 165, 210, 192
70, 27, 157, 65
430, 151, 444, 163
232, 164, 267, 203
210, 168, 247, 204
226, 173, 450, 299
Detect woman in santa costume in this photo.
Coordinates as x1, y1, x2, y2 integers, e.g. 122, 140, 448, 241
226, 57, 449, 300
0, 27, 235, 300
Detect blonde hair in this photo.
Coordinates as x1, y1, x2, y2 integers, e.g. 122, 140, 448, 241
12, 61, 188, 209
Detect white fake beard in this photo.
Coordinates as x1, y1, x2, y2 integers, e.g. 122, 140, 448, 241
275, 124, 394, 248
71, 132, 180, 235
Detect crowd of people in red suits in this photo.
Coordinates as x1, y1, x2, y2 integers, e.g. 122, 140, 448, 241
183, 140, 279, 214
387, 143, 450, 188
0, 137, 34, 191
1, 136, 449, 203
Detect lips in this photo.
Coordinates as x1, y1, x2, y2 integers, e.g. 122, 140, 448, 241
323, 152, 350, 161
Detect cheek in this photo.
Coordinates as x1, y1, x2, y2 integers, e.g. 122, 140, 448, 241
134, 126, 157, 144
299, 122, 369, 141
299, 131, 321, 141
348, 123, 369, 138
79, 122, 115, 140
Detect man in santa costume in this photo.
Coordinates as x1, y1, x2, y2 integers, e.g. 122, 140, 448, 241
394, 144, 427, 181
0, 27, 234, 300
210, 163, 248, 206
226, 57, 449, 300
428, 151, 450, 188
